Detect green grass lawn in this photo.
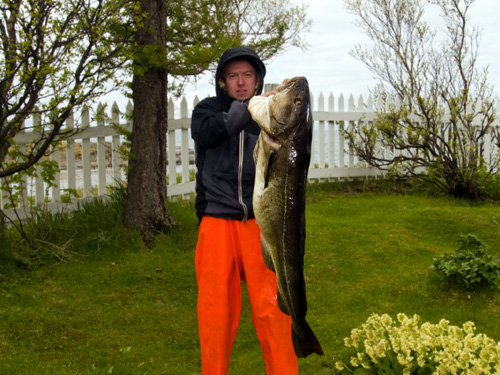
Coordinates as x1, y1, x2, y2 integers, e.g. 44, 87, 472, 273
1, 181, 499, 374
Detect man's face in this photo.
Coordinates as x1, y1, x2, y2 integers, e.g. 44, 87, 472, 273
223, 60, 257, 100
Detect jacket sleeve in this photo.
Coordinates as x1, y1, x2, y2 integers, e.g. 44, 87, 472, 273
222, 100, 253, 137
191, 98, 253, 149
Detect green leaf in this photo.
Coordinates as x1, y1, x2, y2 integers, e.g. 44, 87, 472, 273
417, 365, 434, 375
354, 368, 377, 375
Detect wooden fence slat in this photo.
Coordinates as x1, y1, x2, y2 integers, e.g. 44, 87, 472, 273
348, 95, 356, 169
318, 93, 326, 172
328, 93, 336, 179
35, 164, 44, 206
81, 106, 92, 198
180, 97, 191, 192
338, 94, 345, 169
31, 113, 45, 205
111, 102, 123, 185
168, 129, 177, 184
66, 110, 76, 192
51, 144, 61, 202
97, 103, 107, 196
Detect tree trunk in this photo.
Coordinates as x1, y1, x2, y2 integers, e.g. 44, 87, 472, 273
124, 0, 173, 247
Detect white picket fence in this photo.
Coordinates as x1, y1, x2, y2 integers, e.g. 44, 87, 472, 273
2, 92, 499, 221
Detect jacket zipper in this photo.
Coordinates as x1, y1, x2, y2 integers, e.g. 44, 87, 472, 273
238, 130, 248, 222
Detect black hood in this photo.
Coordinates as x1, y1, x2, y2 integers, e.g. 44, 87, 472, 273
215, 46, 266, 108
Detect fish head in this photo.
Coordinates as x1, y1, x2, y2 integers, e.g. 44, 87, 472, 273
248, 76, 312, 150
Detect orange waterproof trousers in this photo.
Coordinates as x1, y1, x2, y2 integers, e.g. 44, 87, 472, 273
195, 216, 298, 375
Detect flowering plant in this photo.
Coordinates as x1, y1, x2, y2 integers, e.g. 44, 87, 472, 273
335, 313, 500, 375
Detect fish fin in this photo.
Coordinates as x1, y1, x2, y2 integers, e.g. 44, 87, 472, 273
292, 320, 324, 358
260, 235, 275, 273
304, 103, 313, 174
253, 137, 259, 165
264, 150, 274, 189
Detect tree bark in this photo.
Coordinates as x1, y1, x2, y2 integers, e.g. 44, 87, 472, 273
125, 0, 173, 247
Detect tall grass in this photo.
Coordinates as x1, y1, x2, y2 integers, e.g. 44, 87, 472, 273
0, 179, 499, 374
0, 182, 135, 269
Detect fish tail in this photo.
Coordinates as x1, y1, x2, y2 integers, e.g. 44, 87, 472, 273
291, 321, 324, 358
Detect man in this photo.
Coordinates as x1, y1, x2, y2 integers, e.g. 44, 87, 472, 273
191, 46, 299, 374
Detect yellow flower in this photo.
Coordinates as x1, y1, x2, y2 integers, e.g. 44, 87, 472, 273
341, 313, 500, 375
396, 313, 408, 322
439, 319, 450, 331
381, 313, 393, 328
344, 337, 353, 347
397, 352, 411, 366
350, 328, 362, 348
374, 341, 387, 358
350, 356, 359, 367
463, 321, 476, 335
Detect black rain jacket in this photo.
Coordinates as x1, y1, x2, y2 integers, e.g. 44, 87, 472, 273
191, 46, 266, 222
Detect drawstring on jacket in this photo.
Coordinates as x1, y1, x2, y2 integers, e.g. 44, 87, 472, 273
238, 130, 248, 223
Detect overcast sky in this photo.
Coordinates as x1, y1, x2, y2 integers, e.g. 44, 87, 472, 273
179, 0, 500, 109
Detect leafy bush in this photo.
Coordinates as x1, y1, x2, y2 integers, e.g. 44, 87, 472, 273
335, 313, 500, 375
431, 234, 500, 291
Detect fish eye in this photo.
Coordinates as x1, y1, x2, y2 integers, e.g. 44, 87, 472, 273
294, 98, 302, 106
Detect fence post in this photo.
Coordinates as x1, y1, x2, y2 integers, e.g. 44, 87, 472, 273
328, 93, 336, 179
264, 83, 279, 93
180, 97, 192, 200
167, 97, 177, 188
32, 113, 45, 206
338, 93, 345, 170
357, 94, 366, 168
66, 109, 76, 193
348, 95, 356, 169
317, 92, 326, 174
51, 139, 61, 203
96, 103, 107, 196
81, 105, 92, 198
111, 102, 123, 185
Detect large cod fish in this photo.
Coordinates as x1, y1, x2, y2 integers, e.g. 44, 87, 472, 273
248, 77, 323, 358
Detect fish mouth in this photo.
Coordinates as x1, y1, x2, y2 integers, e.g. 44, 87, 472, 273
262, 131, 281, 150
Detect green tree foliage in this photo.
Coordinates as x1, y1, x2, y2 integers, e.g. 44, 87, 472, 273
0, 0, 310, 177
0, 0, 129, 178
0, 0, 310, 245
343, 0, 499, 199
165, 0, 311, 95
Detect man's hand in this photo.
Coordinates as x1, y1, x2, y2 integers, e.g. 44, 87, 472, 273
259, 90, 276, 97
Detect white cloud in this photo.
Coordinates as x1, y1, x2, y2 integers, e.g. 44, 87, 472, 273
105, 0, 500, 111
185, 0, 500, 105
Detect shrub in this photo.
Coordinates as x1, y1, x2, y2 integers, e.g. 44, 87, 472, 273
431, 234, 500, 291
335, 313, 500, 375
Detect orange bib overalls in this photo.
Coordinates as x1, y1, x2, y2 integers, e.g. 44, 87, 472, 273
195, 216, 298, 374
